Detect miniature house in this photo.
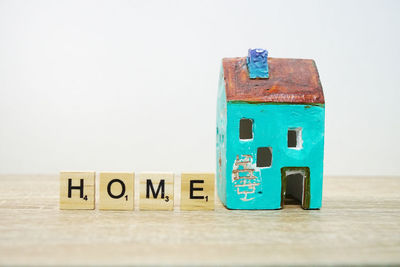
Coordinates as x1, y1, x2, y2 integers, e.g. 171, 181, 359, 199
216, 49, 325, 210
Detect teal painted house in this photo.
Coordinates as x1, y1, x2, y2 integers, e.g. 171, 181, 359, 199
216, 49, 325, 210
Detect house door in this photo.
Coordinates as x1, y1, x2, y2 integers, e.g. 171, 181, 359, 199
280, 167, 310, 209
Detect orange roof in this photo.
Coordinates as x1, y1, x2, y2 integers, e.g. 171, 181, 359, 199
222, 57, 324, 104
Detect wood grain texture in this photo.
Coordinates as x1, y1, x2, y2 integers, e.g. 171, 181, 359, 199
99, 172, 134, 211
1, 175, 400, 266
181, 173, 215, 211
139, 172, 174, 210
59, 171, 95, 210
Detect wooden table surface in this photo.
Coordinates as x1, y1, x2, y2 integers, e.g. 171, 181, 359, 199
0, 175, 399, 266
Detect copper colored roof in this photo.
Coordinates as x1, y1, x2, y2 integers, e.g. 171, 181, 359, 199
222, 57, 324, 104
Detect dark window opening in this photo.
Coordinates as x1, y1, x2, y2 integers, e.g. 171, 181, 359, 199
257, 147, 272, 167
239, 119, 253, 140
288, 130, 297, 148
288, 128, 302, 149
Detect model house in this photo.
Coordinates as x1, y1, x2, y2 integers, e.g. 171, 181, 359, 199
216, 49, 325, 209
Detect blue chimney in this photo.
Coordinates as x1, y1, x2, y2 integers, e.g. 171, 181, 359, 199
247, 48, 269, 79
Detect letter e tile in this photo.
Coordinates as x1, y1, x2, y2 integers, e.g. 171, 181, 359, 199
181, 173, 214, 210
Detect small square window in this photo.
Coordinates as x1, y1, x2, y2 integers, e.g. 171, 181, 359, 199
288, 128, 302, 149
257, 147, 272, 167
239, 118, 253, 140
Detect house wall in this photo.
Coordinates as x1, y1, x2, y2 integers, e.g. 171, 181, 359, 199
225, 102, 325, 209
216, 67, 228, 205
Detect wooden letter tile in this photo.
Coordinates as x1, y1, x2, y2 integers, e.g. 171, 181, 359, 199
60, 171, 95, 210
139, 172, 174, 210
99, 172, 134, 210
181, 173, 214, 210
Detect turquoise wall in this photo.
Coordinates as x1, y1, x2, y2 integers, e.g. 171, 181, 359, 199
220, 102, 325, 209
216, 66, 227, 205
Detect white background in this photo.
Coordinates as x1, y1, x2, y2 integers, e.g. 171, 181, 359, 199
0, 0, 399, 175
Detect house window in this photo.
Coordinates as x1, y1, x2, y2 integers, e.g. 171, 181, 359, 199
257, 147, 272, 167
288, 128, 302, 149
239, 118, 253, 140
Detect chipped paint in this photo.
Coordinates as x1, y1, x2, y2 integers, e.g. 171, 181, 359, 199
232, 155, 261, 201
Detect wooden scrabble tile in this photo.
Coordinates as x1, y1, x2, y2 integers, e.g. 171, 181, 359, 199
99, 172, 135, 210
181, 173, 214, 210
139, 172, 174, 210
60, 171, 95, 210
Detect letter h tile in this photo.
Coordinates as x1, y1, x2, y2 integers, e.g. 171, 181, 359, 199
59, 171, 95, 210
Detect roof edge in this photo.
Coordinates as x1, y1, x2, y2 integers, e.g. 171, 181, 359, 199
228, 100, 325, 107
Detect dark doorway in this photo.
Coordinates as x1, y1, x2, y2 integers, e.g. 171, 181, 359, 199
281, 167, 310, 209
